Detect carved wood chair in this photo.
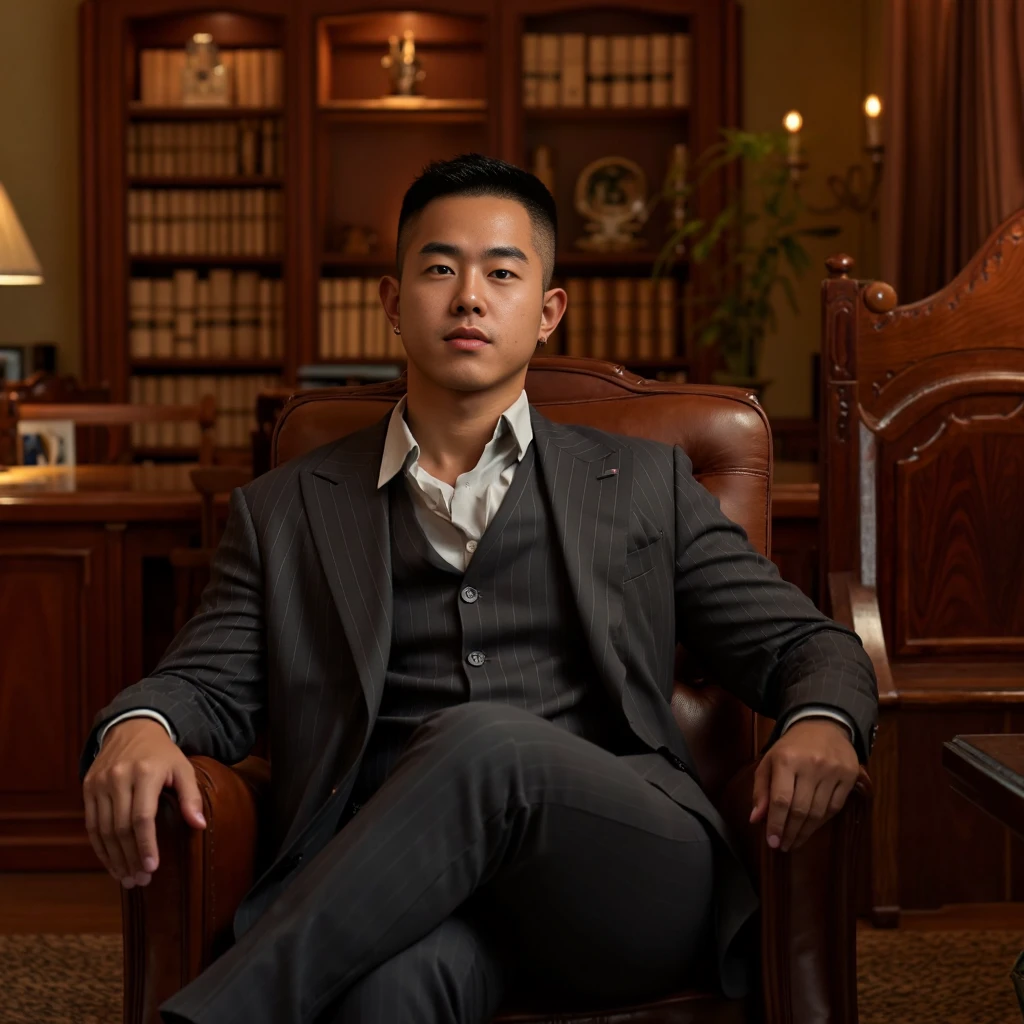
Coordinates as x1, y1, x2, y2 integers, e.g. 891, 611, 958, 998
820, 212, 1024, 925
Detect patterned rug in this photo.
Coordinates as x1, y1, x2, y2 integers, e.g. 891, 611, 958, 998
2, 929, 1023, 1023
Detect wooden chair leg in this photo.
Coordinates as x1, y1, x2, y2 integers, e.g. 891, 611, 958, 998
869, 710, 900, 927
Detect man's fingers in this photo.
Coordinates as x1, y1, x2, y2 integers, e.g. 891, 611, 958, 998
96, 791, 130, 883
83, 786, 112, 875
788, 776, 836, 851
750, 758, 771, 823
779, 774, 818, 852
765, 760, 795, 849
172, 760, 207, 830
131, 769, 165, 877
111, 773, 145, 882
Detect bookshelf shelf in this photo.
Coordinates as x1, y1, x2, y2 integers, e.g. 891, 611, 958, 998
525, 106, 688, 120
128, 176, 284, 187
318, 109, 487, 126
320, 97, 486, 111
129, 254, 283, 266
131, 358, 284, 373
128, 105, 284, 120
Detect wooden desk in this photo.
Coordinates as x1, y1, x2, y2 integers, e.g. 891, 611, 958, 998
0, 464, 223, 870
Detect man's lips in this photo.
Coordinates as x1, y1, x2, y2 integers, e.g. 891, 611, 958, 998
444, 327, 490, 350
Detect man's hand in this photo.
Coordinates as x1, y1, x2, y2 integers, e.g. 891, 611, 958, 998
749, 718, 859, 852
83, 718, 206, 888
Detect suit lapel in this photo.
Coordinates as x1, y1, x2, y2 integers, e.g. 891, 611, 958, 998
299, 413, 393, 722
531, 407, 632, 700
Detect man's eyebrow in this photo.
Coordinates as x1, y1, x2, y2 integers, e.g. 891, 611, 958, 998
418, 241, 530, 264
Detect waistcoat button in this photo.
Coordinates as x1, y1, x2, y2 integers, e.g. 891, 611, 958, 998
466, 650, 486, 667
460, 586, 479, 603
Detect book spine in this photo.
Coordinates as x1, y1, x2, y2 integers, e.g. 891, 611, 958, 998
129, 278, 154, 358
538, 35, 560, 107
657, 277, 676, 359
561, 34, 586, 107
609, 36, 631, 108
589, 278, 609, 359
522, 33, 539, 109
629, 35, 650, 108
613, 278, 633, 359
587, 36, 608, 108
671, 33, 691, 108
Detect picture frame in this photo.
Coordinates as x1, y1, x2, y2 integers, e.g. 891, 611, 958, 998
0, 345, 25, 383
16, 419, 77, 467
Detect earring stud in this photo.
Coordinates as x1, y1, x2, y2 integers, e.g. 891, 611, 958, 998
393, 325, 401, 335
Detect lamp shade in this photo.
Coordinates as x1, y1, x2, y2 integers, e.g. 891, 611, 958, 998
0, 183, 43, 285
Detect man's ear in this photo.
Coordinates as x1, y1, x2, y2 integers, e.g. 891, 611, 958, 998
379, 275, 400, 325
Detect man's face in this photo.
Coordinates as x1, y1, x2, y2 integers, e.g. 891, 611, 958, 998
381, 195, 565, 394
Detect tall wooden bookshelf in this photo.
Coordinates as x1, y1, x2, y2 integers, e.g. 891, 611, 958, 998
81, 0, 740, 460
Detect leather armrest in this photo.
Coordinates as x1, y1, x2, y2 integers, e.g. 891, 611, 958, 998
718, 759, 872, 1024
121, 754, 270, 1024
829, 570, 897, 705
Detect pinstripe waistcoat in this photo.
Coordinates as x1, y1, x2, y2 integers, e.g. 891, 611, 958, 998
349, 442, 647, 811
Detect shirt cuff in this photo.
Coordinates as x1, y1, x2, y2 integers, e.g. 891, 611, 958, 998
780, 706, 856, 745
97, 710, 177, 753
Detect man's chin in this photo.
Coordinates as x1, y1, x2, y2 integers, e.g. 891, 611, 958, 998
408, 349, 525, 394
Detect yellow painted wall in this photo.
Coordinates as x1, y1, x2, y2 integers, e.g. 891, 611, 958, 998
0, 0, 882, 408
743, 0, 884, 417
0, 0, 81, 378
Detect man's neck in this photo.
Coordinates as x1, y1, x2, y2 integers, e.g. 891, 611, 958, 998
404, 367, 525, 486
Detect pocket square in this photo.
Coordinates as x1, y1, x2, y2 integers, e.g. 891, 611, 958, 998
596, 468, 618, 480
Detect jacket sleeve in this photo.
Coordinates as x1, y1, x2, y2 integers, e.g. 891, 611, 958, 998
79, 486, 267, 779
671, 444, 878, 762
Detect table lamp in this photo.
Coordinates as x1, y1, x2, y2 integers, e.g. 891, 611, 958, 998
0, 182, 43, 285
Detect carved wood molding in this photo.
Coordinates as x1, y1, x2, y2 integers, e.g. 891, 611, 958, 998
860, 357, 1024, 438
869, 213, 1024, 333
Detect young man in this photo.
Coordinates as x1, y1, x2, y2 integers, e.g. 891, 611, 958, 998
82, 154, 877, 1024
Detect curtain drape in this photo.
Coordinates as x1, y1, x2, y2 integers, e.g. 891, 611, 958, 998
881, 0, 1024, 303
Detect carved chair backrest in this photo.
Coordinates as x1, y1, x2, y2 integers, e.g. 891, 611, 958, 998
820, 213, 1024, 665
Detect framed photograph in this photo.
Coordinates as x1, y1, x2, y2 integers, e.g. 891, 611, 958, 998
17, 419, 76, 467
0, 345, 25, 383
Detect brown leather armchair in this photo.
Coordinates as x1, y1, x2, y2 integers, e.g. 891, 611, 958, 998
122, 359, 870, 1024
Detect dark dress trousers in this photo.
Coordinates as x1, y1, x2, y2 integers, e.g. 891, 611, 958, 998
80, 407, 878, 1021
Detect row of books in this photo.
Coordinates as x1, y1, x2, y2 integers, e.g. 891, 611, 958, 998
560, 277, 679, 361
138, 48, 283, 108
129, 270, 284, 360
319, 278, 405, 361
129, 374, 282, 450
128, 188, 283, 257
522, 33, 690, 109
127, 119, 283, 178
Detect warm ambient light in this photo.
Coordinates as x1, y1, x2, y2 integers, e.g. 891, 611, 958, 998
863, 94, 883, 147
0, 183, 43, 286
782, 110, 803, 161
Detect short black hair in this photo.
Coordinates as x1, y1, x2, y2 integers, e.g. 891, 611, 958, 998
396, 153, 557, 289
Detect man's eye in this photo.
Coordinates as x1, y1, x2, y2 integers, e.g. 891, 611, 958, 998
428, 265, 453, 275
491, 269, 515, 280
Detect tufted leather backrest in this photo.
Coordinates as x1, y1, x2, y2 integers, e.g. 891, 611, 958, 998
273, 357, 771, 799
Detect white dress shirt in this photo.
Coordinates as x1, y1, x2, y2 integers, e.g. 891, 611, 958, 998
97, 389, 851, 749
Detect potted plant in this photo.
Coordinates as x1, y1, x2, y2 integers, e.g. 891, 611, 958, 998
653, 129, 839, 392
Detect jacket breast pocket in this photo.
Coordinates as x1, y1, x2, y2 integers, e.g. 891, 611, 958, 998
624, 511, 663, 582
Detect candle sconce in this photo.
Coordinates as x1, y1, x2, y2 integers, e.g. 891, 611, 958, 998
783, 96, 885, 219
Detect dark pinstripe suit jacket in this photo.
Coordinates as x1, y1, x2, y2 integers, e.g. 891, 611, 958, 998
81, 406, 878, 977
